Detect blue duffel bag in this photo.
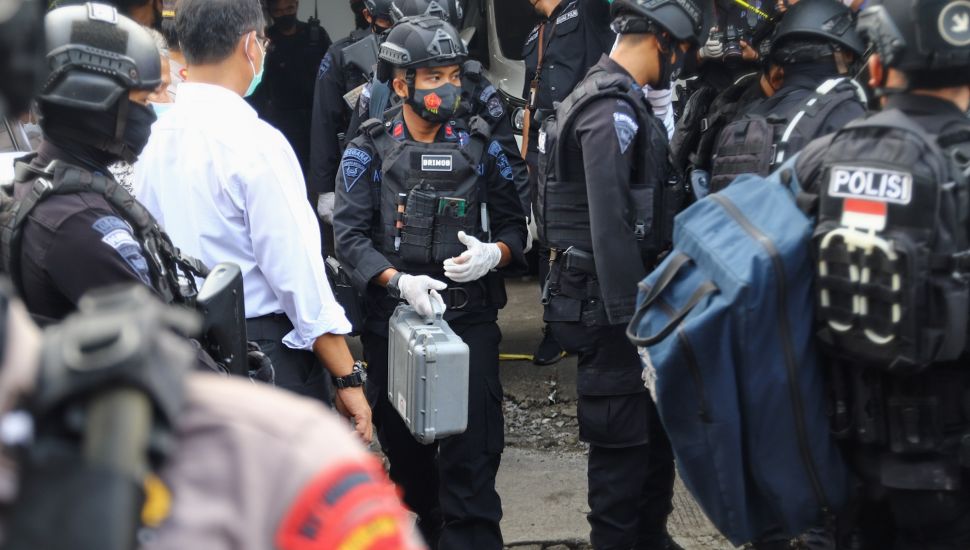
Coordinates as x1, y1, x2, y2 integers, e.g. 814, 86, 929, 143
626, 167, 849, 545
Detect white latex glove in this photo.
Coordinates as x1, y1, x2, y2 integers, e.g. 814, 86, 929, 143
317, 192, 335, 225
700, 31, 724, 60
398, 274, 447, 320
443, 231, 502, 283
525, 214, 537, 255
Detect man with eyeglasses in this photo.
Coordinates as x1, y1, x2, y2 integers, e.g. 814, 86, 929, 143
133, 0, 373, 443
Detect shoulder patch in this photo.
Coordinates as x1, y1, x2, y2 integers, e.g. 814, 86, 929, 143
613, 112, 638, 155
479, 85, 497, 104
525, 25, 540, 46
91, 215, 151, 285
486, 95, 505, 119
341, 148, 372, 192
276, 460, 422, 550
487, 141, 513, 180
391, 121, 405, 140
458, 130, 470, 148
318, 52, 333, 80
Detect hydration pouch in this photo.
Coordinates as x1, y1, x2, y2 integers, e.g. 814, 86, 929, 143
400, 184, 437, 264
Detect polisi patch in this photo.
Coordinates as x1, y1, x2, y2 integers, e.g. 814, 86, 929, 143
827, 165, 913, 205
939, 0, 970, 46
421, 155, 453, 172
342, 148, 372, 191
486, 95, 504, 119
613, 112, 638, 154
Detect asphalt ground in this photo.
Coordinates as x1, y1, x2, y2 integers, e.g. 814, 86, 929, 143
350, 276, 733, 549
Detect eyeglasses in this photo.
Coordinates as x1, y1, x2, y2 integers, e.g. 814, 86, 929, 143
241, 30, 270, 50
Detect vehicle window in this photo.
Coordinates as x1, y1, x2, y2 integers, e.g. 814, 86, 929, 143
0, 120, 16, 154
493, 0, 538, 61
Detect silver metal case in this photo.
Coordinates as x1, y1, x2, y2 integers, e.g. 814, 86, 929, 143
387, 304, 470, 444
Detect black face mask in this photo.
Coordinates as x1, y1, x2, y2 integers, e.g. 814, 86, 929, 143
652, 43, 684, 89
274, 13, 298, 30
41, 99, 156, 168
407, 82, 462, 123
121, 102, 157, 162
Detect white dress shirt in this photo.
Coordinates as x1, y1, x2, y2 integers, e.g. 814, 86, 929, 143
134, 82, 351, 351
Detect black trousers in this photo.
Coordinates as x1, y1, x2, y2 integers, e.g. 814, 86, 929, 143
247, 314, 332, 405
362, 320, 505, 550
550, 322, 676, 550
841, 450, 970, 550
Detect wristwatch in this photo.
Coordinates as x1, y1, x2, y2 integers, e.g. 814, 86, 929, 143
386, 271, 404, 300
332, 360, 367, 389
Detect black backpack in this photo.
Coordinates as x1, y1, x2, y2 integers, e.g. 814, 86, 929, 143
813, 109, 970, 373
670, 72, 761, 177
709, 77, 867, 193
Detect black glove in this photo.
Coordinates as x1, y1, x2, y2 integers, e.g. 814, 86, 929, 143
246, 341, 275, 385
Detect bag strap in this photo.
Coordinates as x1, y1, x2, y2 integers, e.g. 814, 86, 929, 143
626, 253, 718, 347
772, 77, 867, 167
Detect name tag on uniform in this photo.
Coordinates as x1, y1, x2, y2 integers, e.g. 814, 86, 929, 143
422, 155, 453, 172
538, 129, 547, 154
556, 8, 578, 24
828, 165, 913, 205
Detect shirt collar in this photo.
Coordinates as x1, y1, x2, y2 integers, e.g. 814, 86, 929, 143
391, 112, 465, 143
885, 93, 969, 122
174, 82, 256, 117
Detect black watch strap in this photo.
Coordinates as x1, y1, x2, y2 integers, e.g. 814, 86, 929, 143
387, 272, 403, 299
332, 360, 367, 389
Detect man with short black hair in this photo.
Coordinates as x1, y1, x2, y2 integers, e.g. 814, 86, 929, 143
134, 0, 373, 442
249, 0, 331, 178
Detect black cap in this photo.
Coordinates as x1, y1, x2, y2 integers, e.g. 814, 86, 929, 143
771, 0, 866, 56
391, 0, 462, 27
41, 2, 161, 112
378, 15, 467, 68
364, 0, 396, 21
859, 0, 970, 85
610, 0, 703, 44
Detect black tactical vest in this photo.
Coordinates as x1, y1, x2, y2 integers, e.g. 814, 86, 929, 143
359, 117, 491, 275
537, 67, 681, 263
1, 158, 208, 305
813, 110, 970, 374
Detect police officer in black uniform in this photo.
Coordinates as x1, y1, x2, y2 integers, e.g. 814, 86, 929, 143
785, 0, 970, 546
334, 16, 526, 549
536, 0, 702, 547
8, 3, 206, 325
522, 0, 615, 365
309, 0, 394, 226
341, 0, 531, 216
249, 0, 331, 178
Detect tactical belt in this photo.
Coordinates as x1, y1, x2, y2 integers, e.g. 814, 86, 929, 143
549, 246, 596, 275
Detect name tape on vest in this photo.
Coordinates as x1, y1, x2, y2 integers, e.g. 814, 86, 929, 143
421, 155, 454, 172
828, 165, 913, 206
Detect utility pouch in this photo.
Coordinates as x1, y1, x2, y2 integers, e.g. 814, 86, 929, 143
400, 184, 437, 264
887, 396, 944, 454
432, 196, 473, 263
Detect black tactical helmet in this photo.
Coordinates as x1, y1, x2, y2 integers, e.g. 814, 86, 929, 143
0, 0, 46, 117
41, 2, 161, 112
364, 0, 397, 21
769, 0, 865, 59
378, 15, 467, 69
858, 0, 970, 86
610, 0, 704, 44
390, 0, 463, 27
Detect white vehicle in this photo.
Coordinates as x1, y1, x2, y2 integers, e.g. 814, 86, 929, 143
0, 118, 33, 185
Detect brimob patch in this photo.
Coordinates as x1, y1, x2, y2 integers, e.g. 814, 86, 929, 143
613, 112, 638, 154
91, 216, 150, 285
486, 95, 504, 119
318, 52, 333, 79
275, 460, 420, 550
342, 148, 372, 192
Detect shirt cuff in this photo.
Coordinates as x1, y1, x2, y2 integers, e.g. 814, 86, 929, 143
282, 302, 353, 351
